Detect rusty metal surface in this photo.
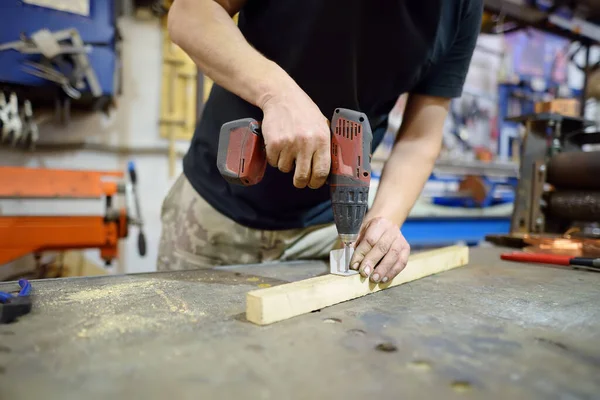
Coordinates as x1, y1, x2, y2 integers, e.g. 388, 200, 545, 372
0, 247, 599, 399
487, 234, 600, 257
530, 160, 547, 234
548, 190, 600, 222
510, 122, 547, 235
547, 151, 600, 191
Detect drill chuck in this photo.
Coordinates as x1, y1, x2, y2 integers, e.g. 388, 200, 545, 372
331, 186, 369, 239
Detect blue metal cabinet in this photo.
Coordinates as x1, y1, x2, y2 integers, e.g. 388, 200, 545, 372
0, 0, 115, 44
0, 0, 118, 96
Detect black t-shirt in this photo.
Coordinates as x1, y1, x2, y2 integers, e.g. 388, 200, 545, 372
183, 0, 483, 230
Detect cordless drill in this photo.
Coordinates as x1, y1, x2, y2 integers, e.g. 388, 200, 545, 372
217, 108, 372, 271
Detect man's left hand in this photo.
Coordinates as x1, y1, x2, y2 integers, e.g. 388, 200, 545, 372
350, 217, 410, 283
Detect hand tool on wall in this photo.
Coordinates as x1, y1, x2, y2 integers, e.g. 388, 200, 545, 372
0, 93, 39, 149
501, 252, 600, 272
126, 161, 147, 257
23, 60, 82, 99
0, 92, 22, 145
217, 108, 373, 276
0, 28, 102, 97
0, 279, 32, 324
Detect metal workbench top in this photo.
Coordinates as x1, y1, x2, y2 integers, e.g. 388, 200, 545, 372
0, 247, 598, 399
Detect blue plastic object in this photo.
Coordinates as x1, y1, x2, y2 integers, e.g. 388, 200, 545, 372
0, 0, 117, 95
403, 218, 511, 247
0, 279, 32, 303
0, 0, 116, 44
0, 47, 117, 95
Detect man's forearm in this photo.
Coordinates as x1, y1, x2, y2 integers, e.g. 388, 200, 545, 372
168, 0, 298, 108
368, 142, 438, 226
367, 95, 448, 227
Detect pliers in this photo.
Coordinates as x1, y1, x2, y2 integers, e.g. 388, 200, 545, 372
22, 61, 81, 99
0, 279, 32, 324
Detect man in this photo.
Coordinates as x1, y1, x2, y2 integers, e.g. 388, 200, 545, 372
158, 0, 483, 284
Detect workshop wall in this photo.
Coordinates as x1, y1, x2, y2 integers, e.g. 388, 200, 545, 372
2, 17, 596, 275
0, 15, 186, 274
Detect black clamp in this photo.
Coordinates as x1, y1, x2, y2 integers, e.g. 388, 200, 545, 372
0, 279, 32, 324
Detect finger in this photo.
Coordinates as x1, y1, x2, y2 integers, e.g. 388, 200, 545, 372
277, 147, 295, 173
360, 228, 396, 279
308, 141, 330, 189
370, 239, 400, 283
351, 222, 386, 277
266, 141, 282, 168
385, 245, 410, 282
293, 151, 312, 188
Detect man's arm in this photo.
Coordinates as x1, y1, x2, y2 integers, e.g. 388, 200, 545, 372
168, 0, 275, 110
350, 0, 483, 283
368, 95, 449, 226
168, 0, 331, 189
349, 96, 448, 283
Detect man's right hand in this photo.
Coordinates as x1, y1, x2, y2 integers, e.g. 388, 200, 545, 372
260, 90, 331, 189
168, 0, 330, 189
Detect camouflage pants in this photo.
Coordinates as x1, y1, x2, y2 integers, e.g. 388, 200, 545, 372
157, 174, 339, 271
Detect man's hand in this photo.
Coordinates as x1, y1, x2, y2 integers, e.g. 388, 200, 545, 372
347, 94, 449, 283
169, 0, 331, 190
350, 217, 410, 283
260, 90, 331, 189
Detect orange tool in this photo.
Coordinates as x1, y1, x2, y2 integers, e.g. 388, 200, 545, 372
0, 163, 145, 266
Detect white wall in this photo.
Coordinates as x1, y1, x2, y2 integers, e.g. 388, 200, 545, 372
1, 16, 186, 274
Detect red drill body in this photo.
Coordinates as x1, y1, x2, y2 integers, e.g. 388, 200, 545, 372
217, 108, 372, 247
217, 118, 266, 186
329, 108, 373, 245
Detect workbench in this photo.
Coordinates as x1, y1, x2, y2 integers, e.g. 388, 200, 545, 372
0, 247, 598, 399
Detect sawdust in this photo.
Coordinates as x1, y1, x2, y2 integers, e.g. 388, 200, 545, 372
154, 289, 179, 312
77, 314, 160, 338
65, 280, 157, 303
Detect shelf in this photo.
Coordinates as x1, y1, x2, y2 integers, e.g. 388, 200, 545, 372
484, 0, 599, 44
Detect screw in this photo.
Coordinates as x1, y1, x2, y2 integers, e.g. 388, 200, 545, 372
536, 217, 544, 226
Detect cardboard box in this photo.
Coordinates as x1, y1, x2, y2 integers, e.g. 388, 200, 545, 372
534, 99, 580, 117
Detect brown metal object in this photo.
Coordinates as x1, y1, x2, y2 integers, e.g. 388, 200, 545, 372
547, 151, 600, 190
505, 113, 599, 239
484, 234, 527, 248
487, 113, 600, 252
522, 237, 600, 258
458, 175, 489, 206
534, 99, 581, 117
547, 191, 600, 222
510, 120, 548, 235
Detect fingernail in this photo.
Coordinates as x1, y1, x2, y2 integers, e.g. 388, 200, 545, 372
364, 266, 371, 276
351, 263, 359, 270
372, 273, 380, 282
382, 276, 389, 283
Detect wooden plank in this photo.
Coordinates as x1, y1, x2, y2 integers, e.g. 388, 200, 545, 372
246, 245, 469, 325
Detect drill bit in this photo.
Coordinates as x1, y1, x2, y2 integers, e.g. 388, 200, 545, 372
330, 241, 358, 276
